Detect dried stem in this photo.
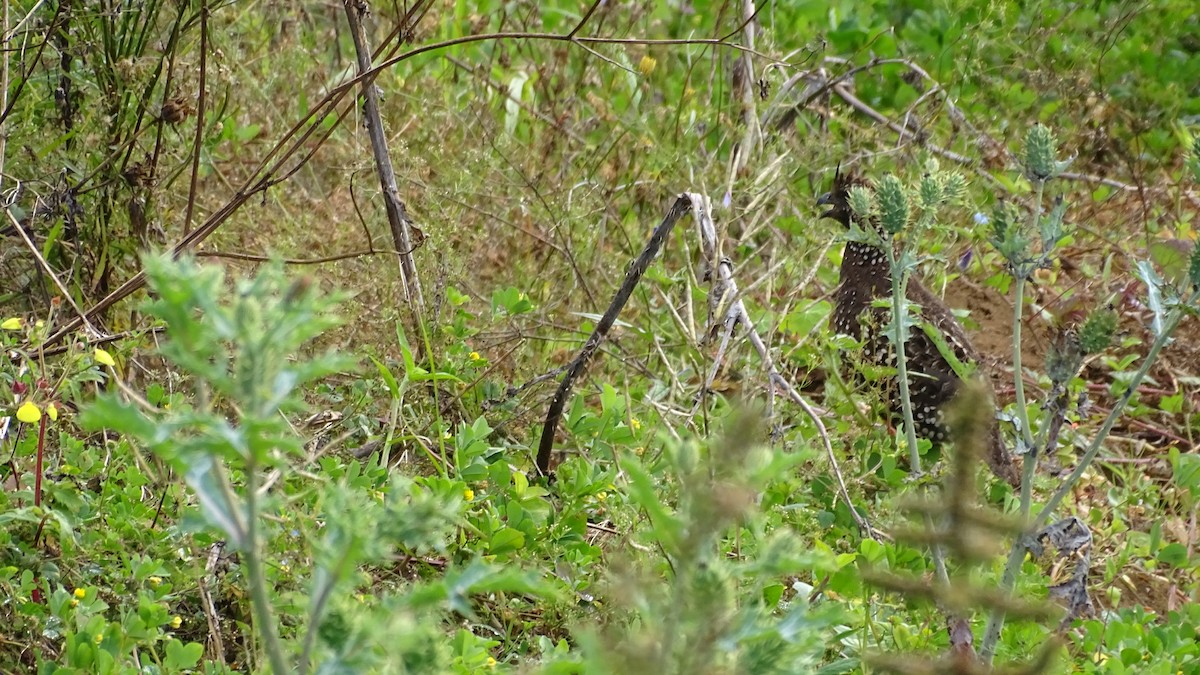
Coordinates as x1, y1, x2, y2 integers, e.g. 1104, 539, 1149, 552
343, 0, 425, 312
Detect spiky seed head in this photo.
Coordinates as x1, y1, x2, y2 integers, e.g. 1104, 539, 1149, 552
918, 174, 944, 211
1024, 123, 1062, 182
1079, 308, 1117, 355
848, 185, 874, 222
877, 174, 909, 234
990, 199, 1015, 242
942, 173, 967, 204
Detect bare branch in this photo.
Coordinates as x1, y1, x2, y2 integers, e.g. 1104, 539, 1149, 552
343, 0, 425, 311
536, 197, 693, 476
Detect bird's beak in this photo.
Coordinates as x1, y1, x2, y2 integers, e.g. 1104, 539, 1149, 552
816, 191, 834, 219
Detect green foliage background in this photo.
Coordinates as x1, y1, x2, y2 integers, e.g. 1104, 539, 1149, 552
2, 0, 1200, 673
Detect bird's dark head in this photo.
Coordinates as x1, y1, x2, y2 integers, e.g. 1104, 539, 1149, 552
817, 167, 870, 227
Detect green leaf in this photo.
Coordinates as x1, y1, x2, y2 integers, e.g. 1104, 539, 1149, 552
1156, 543, 1189, 568
1148, 239, 1194, 287
599, 384, 620, 415
371, 355, 401, 399
762, 583, 785, 607
782, 300, 831, 337
184, 456, 247, 549
920, 319, 976, 380
1171, 450, 1200, 494
492, 287, 534, 315
234, 123, 261, 142
618, 455, 682, 555
1160, 392, 1183, 414
1136, 261, 1168, 337
439, 559, 557, 617
164, 639, 203, 669
395, 322, 462, 384
446, 286, 470, 306
78, 395, 160, 441
487, 527, 526, 555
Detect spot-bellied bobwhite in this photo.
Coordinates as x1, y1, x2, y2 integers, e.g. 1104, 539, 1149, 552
817, 169, 1020, 487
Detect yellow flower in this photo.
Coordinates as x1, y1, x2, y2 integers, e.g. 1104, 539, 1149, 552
148, 576, 162, 587
1, 317, 22, 330
596, 491, 607, 502
94, 633, 103, 645
16, 402, 42, 424
46, 403, 59, 421
630, 418, 642, 431
170, 616, 182, 629
638, 54, 657, 76
486, 656, 497, 668
94, 348, 116, 367
469, 351, 482, 361
73, 588, 87, 599
463, 488, 475, 502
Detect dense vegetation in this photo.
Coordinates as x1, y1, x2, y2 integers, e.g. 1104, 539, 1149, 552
3, 0, 1200, 673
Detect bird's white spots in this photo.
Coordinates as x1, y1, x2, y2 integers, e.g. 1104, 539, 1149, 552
836, 220, 994, 450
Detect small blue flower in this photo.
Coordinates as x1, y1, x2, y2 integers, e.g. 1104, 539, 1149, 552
973, 212, 990, 225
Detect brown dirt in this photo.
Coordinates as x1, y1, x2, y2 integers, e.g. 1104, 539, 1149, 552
943, 275, 1051, 379
945, 257, 1200, 451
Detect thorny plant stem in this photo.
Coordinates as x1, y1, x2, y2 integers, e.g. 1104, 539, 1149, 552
887, 247, 950, 586
1013, 274, 1036, 518
980, 287, 1197, 662
1010, 179, 1044, 455
980, 180, 1045, 662
243, 459, 291, 675
889, 255, 923, 476
981, 177, 1046, 661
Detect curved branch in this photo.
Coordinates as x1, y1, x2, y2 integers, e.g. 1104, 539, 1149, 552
536, 196, 693, 476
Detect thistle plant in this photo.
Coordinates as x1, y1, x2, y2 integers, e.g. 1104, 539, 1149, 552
80, 256, 349, 674
848, 160, 968, 482
843, 161, 973, 598
979, 127, 1200, 660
